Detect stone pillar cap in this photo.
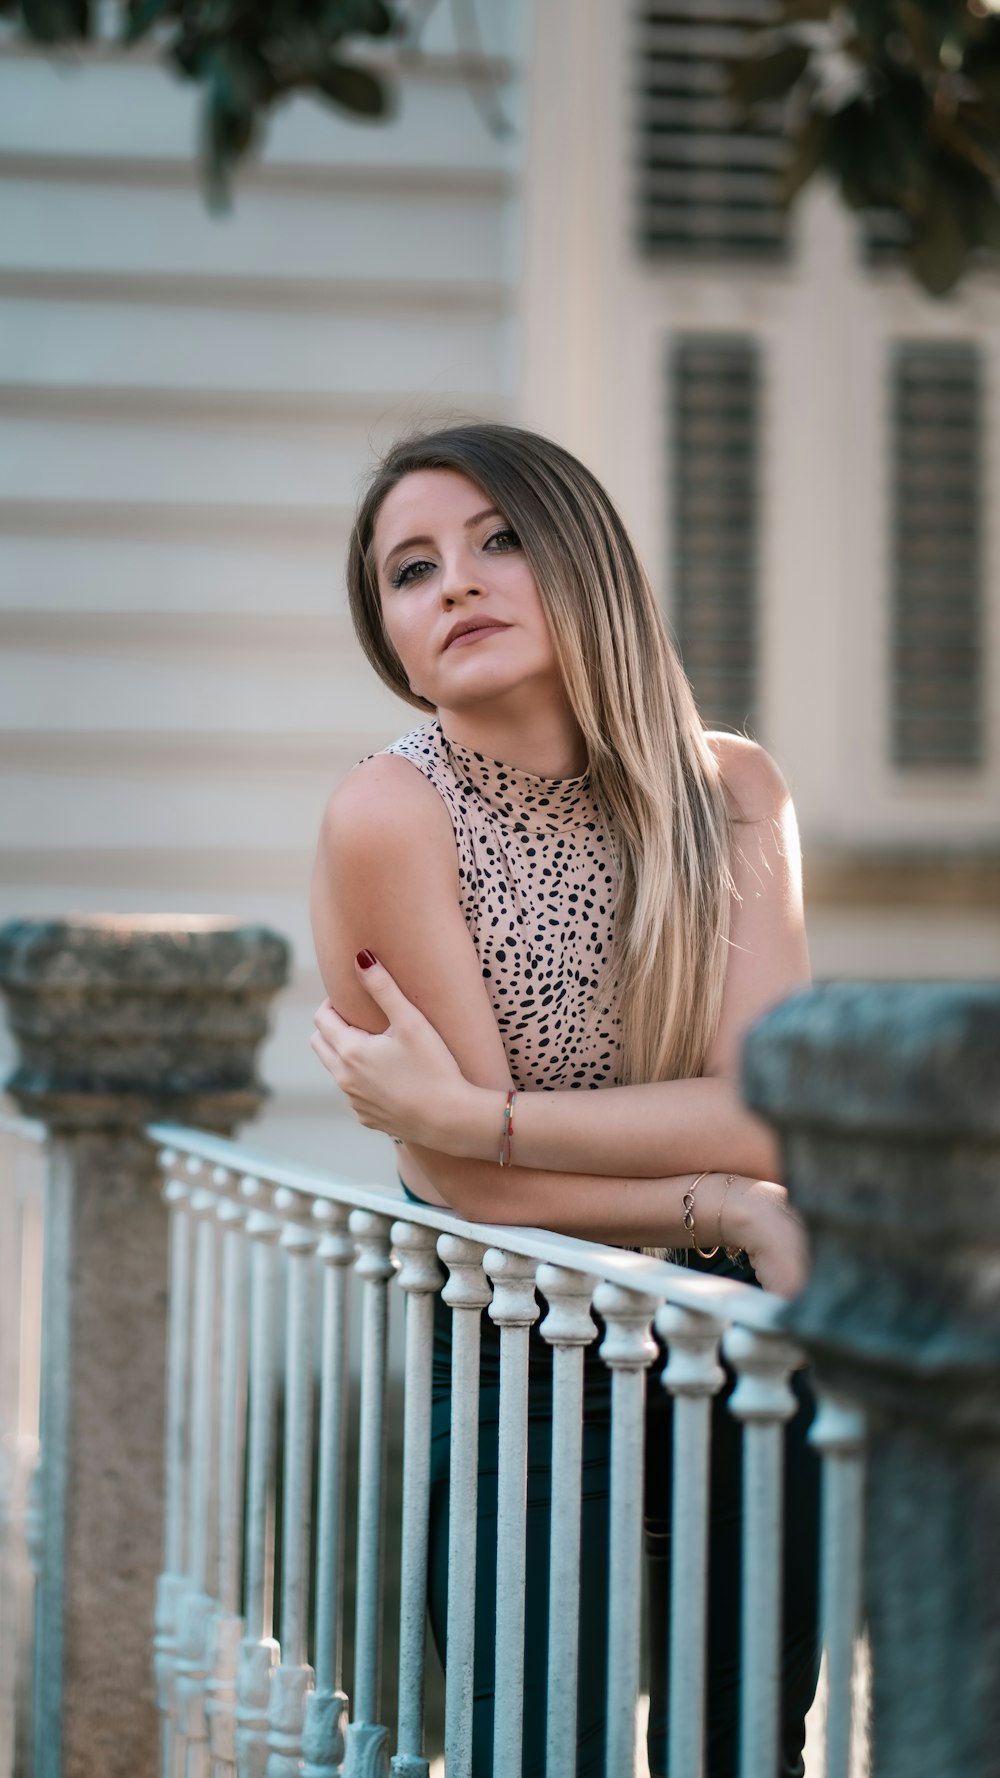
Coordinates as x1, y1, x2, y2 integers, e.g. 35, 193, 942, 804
743, 981, 1000, 1140
0, 915, 291, 1132
0, 915, 289, 988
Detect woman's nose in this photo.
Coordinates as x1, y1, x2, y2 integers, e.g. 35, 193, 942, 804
439, 556, 483, 606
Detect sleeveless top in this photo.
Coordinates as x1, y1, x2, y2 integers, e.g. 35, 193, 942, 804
383, 719, 623, 1094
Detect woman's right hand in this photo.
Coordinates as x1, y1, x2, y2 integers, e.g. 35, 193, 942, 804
721, 1176, 810, 1298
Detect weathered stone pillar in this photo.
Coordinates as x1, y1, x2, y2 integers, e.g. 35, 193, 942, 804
743, 981, 1000, 1778
0, 915, 290, 1778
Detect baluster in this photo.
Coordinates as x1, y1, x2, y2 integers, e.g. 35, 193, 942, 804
809, 1389, 866, 1778
592, 1282, 657, 1778
342, 1210, 397, 1778
437, 1234, 492, 1778
483, 1247, 539, 1778
235, 1183, 282, 1778
537, 1265, 598, 1778
174, 1170, 223, 1778
206, 1172, 250, 1776
656, 1303, 726, 1778
302, 1200, 354, 1778
723, 1325, 802, 1778
154, 1156, 193, 1776
389, 1221, 444, 1778
267, 1190, 320, 1778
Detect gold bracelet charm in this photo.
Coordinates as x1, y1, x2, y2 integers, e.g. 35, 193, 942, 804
681, 1170, 719, 1259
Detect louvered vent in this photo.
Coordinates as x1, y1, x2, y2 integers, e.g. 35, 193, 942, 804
862, 209, 912, 267
671, 336, 759, 734
892, 342, 983, 767
636, 0, 789, 262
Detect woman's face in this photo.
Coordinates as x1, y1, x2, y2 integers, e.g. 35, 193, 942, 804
373, 468, 562, 711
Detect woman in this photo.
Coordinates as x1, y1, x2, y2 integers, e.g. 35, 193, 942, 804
310, 422, 819, 1777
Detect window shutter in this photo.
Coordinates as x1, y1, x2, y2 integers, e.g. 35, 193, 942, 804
670, 336, 760, 734
892, 342, 983, 768
636, 0, 789, 262
862, 209, 912, 266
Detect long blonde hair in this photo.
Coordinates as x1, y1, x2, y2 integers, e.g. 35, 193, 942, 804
346, 422, 734, 1084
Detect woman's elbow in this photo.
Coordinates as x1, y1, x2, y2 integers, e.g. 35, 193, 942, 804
417, 1153, 532, 1227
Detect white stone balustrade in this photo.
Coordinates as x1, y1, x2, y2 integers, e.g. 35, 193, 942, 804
593, 1282, 659, 1778
343, 1210, 397, 1778
139, 1122, 870, 1778
655, 1302, 725, 1778
484, 1247, 540, 1778
0, 1105, 874, 1778
436, 1232, 492, 1778
389, 1220, 443, 1778
724, 1324, 804, 1778
536, 1264, 598, 1778
8, 975, 998, 1778
303, 1199, 354, 1778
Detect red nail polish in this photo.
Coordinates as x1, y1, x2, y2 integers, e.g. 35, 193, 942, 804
356, 949, 377, 969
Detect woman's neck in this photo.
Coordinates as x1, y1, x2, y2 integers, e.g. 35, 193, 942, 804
436, 694, 587, 779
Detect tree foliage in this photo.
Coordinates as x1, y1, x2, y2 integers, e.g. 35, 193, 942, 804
5, 0, 1000, 291
1, 0, 404, 203
732, 0, 1000, 295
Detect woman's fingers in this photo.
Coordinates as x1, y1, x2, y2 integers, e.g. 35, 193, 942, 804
353, 951, 415, 1025
309, 1025, 345, 1082
313, 998, 350, 1042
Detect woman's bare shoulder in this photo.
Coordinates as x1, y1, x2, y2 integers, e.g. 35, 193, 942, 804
317, 750, 456, 866
706, 732, 791, 824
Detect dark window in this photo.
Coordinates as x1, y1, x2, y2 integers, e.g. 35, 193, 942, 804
892, 341, 983, 768
670, 335, 760, 734
636, 0, 789, 263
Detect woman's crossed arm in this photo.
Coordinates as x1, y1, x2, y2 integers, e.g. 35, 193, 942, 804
309, 745, 808, 1294
312, 735, 808, 1186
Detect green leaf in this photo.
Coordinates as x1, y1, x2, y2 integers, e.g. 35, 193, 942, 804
121, 0, 175, 46
200, 44, 269, 209
21, 0, 88, 41
316, 59, 389, 116
729, 41, 810, 111
778, 0, 835, 22
907, 170, 970, 292
317, 0, 395, 38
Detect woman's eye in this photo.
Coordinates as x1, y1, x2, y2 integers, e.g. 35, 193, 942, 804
391, 558, 433, 589
485, 527, 519, 552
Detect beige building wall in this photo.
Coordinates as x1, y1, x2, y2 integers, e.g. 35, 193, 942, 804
1, 0, 997, 1185
0, 4, 528, 1179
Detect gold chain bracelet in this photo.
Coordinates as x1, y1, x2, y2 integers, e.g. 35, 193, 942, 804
681, 1171, 719, 1259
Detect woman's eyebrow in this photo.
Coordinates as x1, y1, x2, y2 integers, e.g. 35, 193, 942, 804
381, 507, 502, 574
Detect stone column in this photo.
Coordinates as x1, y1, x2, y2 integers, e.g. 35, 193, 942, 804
743, 981, 1000, 1778
0, 915, 290, 1778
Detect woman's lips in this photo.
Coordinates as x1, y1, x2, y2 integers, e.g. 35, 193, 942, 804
445, 623, 510, 649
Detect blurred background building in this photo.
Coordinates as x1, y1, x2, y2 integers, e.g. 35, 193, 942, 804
1, 0, 997, 1184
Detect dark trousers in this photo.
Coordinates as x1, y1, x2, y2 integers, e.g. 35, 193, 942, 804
424, 1249, 821, 1778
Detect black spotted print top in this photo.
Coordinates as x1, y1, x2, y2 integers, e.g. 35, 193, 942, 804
384, 719, 623, 1094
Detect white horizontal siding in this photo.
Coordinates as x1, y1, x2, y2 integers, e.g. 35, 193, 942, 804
0, 412, 490, 505
0, 8, 524, 1144
0, 535, 352, 614
0, 300, 511, 394
2, 769, 342, 850
0, 61, 513, 173
0, 180, 511, 281
0, 501, 353, 542
0, 643, 407, 732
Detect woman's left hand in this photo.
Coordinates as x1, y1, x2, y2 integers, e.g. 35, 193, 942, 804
310, 952, 469, 1147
